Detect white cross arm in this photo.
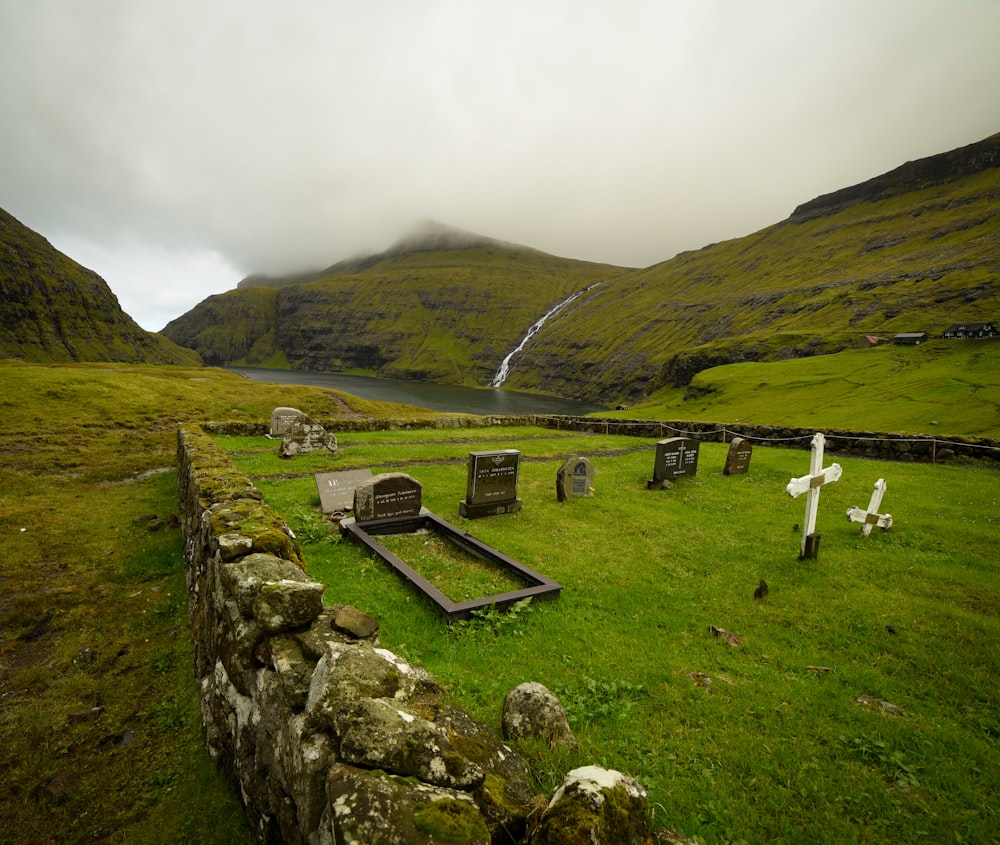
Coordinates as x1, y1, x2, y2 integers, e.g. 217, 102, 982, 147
786, 463, 843, 498
846, 507, 893, 530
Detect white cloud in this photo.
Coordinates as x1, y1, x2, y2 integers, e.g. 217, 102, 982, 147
1, 0, 998, 329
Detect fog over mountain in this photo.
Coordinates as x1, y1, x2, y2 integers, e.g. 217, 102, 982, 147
2, 1, 999, 330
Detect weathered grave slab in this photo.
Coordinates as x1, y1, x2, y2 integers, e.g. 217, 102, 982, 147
315, 469, 374, 514
723, 437, 753, 476
557, 456, 595, 501
847, 478, 893, 536
648, 437, 700, 488
459, 450, 522, 518
354, 473, 423, 525
269, 406, 303, 438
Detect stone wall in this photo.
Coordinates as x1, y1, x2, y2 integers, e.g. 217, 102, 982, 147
203, 415, 999, 464
177, 425, 547, 844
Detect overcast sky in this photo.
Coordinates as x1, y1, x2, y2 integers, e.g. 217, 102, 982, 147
2, 1, 998, 331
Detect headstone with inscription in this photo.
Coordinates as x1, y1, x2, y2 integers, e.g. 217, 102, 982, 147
459, 450, 522, 518
269, 406, 303, 438
315, 468, 375, 514
648, 437, 700, 488
353, 472, 423, 525
556, 456, 595, 501
723, 437, 753, 476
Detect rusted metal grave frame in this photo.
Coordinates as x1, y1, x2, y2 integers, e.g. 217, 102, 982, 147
338, 508, 562, 623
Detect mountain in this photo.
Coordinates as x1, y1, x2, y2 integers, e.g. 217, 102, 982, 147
491, 132, 1000, 402
163, 132, 1000, 404
0, 208, 201, 366
162, 225, 624, 382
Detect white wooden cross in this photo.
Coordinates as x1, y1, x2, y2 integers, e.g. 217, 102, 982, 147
846, 478, 892, 537
786, 433, 842, 558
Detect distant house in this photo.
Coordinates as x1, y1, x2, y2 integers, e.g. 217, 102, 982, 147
893, 332, 928, 345
942, 321, 996, 339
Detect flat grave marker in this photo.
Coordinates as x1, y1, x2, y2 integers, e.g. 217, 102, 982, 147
460, 449, 522, 518
315, 468, 374, 513
786, 432, 842, 559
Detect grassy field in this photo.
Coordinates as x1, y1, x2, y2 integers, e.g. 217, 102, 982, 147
1, 360, 997, 844
621, 339, 1000, 438
222, 426, 1000, 844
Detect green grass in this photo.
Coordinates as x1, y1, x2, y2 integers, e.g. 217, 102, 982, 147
620, 339, 1000, 438
228, 428, 1000, 845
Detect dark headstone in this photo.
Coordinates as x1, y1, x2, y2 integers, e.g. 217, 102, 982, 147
269, 406, 303, 437
723, 437, 753, 476
459, 450, 522, 518
315, 469, 375, 513
353, 472, 422, 524
648, 437, 700, 487
556, 456, 595, 502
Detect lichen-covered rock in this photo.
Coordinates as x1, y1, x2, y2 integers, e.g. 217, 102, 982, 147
320, 764, 490, 845
531, 766, 648, 845
305, 642, 442, 729
253, 579, 324, 633
502, 682, 577, 749
435, 705, 539, 842
333, 604, 380, 639
220, 552, 321, 620
279, 414, 339, 458
334, 698, 485, 790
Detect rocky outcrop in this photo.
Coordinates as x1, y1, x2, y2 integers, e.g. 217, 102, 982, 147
502, 682, 577, 750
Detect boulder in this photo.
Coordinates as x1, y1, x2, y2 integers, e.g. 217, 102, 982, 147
279, 414, 339, 457
502, 682, 577, 749
531, 766, 648, 845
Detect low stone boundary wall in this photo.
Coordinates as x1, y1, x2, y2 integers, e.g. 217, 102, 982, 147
204, 415, 1000, 464
177, 425, 550, 843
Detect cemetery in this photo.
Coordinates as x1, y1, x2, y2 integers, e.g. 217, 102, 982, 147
195, 419, 1000, 843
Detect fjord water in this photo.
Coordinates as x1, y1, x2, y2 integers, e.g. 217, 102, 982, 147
228, 367, 606, 416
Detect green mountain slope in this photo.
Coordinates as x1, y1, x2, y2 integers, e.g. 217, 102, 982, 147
163, 132, 999, 404
502, 132, 1000, 403
163, 225, 624, 382
0, 208, 201, 365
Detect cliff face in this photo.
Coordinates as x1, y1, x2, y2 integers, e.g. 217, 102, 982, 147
0, 208, 201, 366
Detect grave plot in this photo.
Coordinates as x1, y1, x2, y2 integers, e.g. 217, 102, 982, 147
338, 472, 561, 622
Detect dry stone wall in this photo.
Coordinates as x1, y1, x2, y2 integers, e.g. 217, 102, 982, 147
177, 425, 548, 844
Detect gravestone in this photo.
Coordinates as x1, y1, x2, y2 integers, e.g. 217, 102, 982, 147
269, 406, 303, 438
459, 450, 522, 518
315, 468, 374, 514
353, 473, 423, 524
846, 478, 893, 536
786, 432, 842, 559
279, 414, 338, 457
556, 456, 595, 502
648, 437, 700, 488
723, 437, 753, 476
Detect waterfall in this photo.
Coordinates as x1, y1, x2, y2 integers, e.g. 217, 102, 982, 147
490, 282, 602, 388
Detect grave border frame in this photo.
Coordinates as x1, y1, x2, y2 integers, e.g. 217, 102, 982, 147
339, 508, 562, 622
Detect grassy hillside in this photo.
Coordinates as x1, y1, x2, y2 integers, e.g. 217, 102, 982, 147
161, 133, 999, 407
620, 338, 1000, 438
0, 208, 201, 366
163, 234, 623, 383
505, 139, 1000, 404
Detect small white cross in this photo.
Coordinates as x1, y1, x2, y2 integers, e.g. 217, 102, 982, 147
847, 478, 893, 537
786, 433, 842, 558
